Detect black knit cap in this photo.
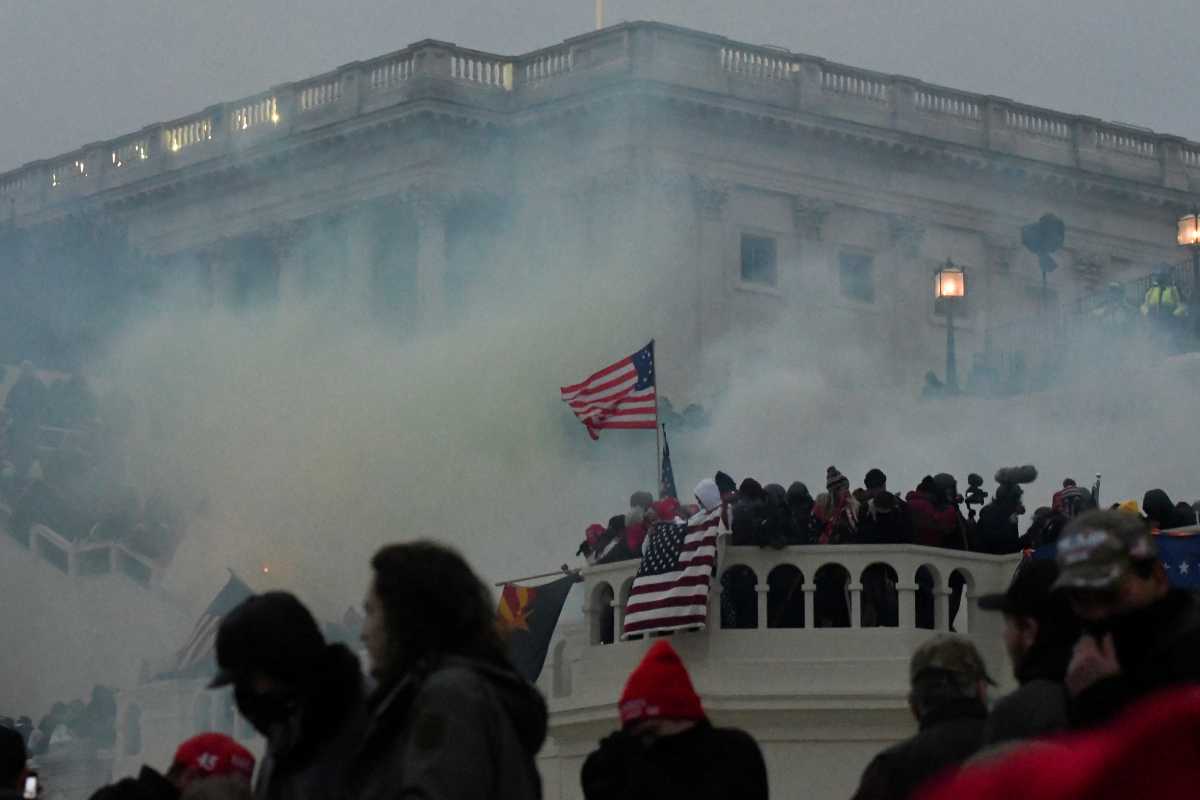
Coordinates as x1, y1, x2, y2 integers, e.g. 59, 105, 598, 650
210, 591, 326, 688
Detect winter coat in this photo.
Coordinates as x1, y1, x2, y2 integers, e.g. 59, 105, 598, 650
86, 767, 179, 800
981, 638, 1074, 747
856, 490, 912, 545
906, 490, 967, 550
974, 498, 1022, 555
1071, 589, 1200, 728
1142, 490, 1195, 531
729, 497, 766, 546
255, 644, 369, 800
580, 720, 768, 800
851, 698, 988, 800
345, 656, 547, 800
814, 493, 859, 544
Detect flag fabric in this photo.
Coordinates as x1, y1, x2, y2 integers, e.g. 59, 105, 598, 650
560, 341, 657, 440
622, 507, 722, 639
1032, 527, 1200, 590
157, 572, 254, 681
659, 423, 678, 500
498, 574, 580, 683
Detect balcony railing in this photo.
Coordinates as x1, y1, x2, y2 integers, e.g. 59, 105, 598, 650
1, 22, 1197, 210
582, 544, 1021, 647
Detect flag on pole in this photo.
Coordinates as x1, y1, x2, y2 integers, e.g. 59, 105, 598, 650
560, 341, 657, 440
659, 424, 678, 499
621, 507, 722, 639
1031, 527, 1200, 590
498, 574, 580, 682
156, 572, 254, 681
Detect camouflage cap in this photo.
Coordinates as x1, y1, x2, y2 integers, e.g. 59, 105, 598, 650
909, 633, 995, 686
1053, 511, 1157, 591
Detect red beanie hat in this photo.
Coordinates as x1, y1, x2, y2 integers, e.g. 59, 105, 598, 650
618, 641, 705, 725
172, 733, 256, 781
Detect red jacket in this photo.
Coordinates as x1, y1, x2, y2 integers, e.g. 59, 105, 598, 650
920, 687, 1200, 800
906, 490, 964, 549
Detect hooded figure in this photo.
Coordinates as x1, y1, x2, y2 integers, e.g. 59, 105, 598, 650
1142, 489, 1196, 531
581, 641, 768, 800
785, 482, 816, 544
730, 479, 768, 547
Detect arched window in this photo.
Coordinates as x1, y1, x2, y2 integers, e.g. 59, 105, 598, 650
122, 704, 142, 757
915, 564, 943, 630
720, 565, 758, 629
860, 563, 899, 628
813, 563, 851, 628
950, 568, 976, 633
551, 640, 572, 698
591, 583, 615, 645
767, 565, 805, 628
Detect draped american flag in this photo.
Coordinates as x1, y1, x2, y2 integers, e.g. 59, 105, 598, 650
560, 342, 657, 440
621, 507, 722, 639
156, 572, 253, 680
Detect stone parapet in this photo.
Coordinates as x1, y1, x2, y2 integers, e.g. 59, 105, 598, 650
3, 22, 1198, 219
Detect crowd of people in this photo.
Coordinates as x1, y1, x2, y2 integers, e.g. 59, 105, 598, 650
0, 362, 184, 565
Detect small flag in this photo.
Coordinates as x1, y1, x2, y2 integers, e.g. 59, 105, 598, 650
660, 423, 678, 499
157, 572, 254, 681
622, 507, 722, 639
560, 341, 656, 440
1032, 528, 1200, 590
498, 574, 580, 682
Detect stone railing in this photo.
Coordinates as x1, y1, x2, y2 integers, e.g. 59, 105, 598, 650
2, 22, 1198, 210
583, 543, 1020, 646
10, 522, 163, 587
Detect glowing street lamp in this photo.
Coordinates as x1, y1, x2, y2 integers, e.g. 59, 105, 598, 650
1179, 210, 1200, 292
935, 260, 967, 392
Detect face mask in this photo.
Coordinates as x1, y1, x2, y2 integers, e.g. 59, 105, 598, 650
235, 685, 299, 736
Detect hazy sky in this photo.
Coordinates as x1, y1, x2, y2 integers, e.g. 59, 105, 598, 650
1, 0, 1198, 172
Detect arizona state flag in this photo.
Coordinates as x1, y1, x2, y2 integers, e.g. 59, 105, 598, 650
498, 574, 579, 683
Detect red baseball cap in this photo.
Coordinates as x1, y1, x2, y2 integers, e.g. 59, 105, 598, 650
172, 733, 256, 781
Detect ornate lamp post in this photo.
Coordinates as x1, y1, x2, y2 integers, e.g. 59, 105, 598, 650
935, 260, 967, 392
1178, 209, 1200, 294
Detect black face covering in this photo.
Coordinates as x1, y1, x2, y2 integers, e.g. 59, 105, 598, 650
235, 685, 300, 736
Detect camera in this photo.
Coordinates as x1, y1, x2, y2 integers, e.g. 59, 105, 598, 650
964, 473, 988, 508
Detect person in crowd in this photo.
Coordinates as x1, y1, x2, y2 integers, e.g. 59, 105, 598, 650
577, 523, 608, 565
348, 540, 546, 800
594, 515, 633, 564
629, 491, 654, 515
580, 640, 768, 800
760, 483, 792, 549
1091, 281, 1137, 333
179, 777, 252, 800
211, 591, 367, 800
714, 471, 737, 501
0, 726, 32, 800
857, 469, 911, 545
1141, 488, 1196, 530
975, 467, 1038, 555
89, 733, 256, 800
977, 560, 1079, 746
852, 634, 992, 800
815, 466, 858, 544
1055, 510, 1200, 728
730, 478, 767, 546
784, 482, 816, 544
1019, 506, 1067, 550
907, 476, 967, 550
1141, 269, 1187, 327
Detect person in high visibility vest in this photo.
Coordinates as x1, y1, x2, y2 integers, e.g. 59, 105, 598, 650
1141, 271, 1188, 319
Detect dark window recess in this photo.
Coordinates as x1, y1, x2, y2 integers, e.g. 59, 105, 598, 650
839, 252, 875, 303
740, 235, 778, 286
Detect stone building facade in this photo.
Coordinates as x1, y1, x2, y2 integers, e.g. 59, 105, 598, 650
2, 22, 1196, 400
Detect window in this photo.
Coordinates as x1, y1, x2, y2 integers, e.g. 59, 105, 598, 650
839, 252, 875, 303
740, 234, 778, 286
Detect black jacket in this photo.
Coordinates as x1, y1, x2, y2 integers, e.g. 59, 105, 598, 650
982, 637, 1073, 746
1071, 589, 1200, 728
974, 499, 1023, 554
851, 698, 987, 800
86, 767, 178, 800
345, 656, 547, 800
255, 644, 369, 800
581, 720, 767, 800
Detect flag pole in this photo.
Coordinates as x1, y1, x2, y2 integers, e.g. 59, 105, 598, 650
653, 340, 661, 495
595, 0, 604, 30
494, 565, 581, 587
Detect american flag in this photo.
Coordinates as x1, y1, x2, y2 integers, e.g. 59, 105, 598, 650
157, 572, 253, 680
560, 341, 657, 440
621, 508, 722, 639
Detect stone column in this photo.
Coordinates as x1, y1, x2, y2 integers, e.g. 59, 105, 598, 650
755, 583, 770, 630
612, 597, 626, 638
411, 192, 451, 328
935, 587, 951, 631
265, 221, 307, 305
802, 582, 816, 628
691, 176, 730, 356
848, 582, 863, 628
896, 581, 918, 629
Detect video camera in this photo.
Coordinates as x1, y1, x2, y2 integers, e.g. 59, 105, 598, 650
964, 473, 988, 509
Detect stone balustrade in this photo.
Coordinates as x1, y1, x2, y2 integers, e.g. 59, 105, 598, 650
2, 21, 1198, 213
11, 522, 162, 588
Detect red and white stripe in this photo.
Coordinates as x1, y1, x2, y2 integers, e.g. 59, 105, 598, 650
621, 508, 722, 638
560, 355, 656, 438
